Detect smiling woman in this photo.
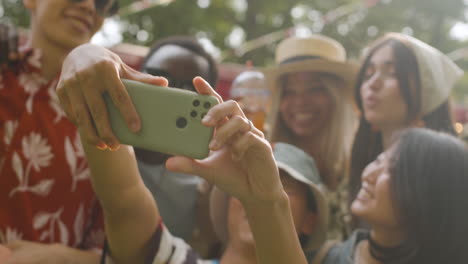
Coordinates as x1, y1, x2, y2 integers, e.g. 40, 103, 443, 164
349, 33, 464, 225
267, 35, 358, 191
266, 35, 358, 240
321, 128, 468, 264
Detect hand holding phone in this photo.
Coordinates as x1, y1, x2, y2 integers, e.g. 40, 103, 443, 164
104, 79, 218, 159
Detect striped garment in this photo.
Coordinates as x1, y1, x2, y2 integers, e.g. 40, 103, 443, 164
102, 222, 218, 264
146, 223, 218, 264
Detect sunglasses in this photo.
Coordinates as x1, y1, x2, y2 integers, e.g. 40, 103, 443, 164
144, 68, 196, 92
70, 0, 120, 17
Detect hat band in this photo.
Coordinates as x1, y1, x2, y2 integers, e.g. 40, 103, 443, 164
280, 55, 322, 65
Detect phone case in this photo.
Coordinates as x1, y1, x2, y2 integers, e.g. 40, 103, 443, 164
104, 79, 218, 159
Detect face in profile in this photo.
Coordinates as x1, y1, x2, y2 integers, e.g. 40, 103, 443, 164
25, 0, 105, 49
360, 44, 409, 131
351, 151, 400, 230
226, 171, 316, 246
279, 72, 333, 139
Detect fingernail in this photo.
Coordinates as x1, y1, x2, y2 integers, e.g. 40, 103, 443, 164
209, 139, 218, 150
108, 142, 120, 151
130, 120, 140, 132
202, 115, 212, 123
96, 142, 107, 150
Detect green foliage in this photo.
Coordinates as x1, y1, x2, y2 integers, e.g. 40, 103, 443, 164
2, 0, 467, 102
0, 0, 29, 27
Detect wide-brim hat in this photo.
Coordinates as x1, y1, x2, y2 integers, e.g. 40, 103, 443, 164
369, 33, 464, 115
265, 35, 359, 95
209, 142, 329, 252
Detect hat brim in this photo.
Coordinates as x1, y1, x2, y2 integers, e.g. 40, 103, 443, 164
209, 163, 330, 251
265, 59, 359, 95
276, 161, 329, 251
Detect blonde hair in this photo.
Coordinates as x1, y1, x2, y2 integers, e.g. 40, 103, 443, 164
267, 73, 357, 188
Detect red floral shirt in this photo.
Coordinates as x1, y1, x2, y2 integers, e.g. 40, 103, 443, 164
0, 47, 104, 248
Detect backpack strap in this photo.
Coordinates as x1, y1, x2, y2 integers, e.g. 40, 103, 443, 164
311, 240, 339, 264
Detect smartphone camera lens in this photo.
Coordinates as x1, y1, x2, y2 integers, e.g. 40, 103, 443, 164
176, 117, 188, 129
203, 102, 211, 109
193, 100, 200, 107
190, 111, 197, 118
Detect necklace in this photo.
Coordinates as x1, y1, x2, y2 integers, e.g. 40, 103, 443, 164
367, 234, 415, 263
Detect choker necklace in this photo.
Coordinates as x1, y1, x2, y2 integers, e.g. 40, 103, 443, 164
367, 233, 416, 263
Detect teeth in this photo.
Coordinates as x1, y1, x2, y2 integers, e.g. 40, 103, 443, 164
295, 113, 316, 121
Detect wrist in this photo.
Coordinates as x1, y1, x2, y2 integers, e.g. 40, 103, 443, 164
241, 190, 289, 215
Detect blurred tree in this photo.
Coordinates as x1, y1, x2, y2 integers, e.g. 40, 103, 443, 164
1, 0, 467, 102
0, 0, 29, 27
2, 0, 466, 62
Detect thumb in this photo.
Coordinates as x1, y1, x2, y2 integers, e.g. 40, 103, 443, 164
122, 65, 168, 87
166, 156, 213, 183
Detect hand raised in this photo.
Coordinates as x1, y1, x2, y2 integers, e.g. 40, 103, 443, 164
166, 77, 283, 205
57, 44, 167, 150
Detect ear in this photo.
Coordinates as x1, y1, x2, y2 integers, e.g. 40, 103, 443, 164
300, 212, 318, 235
23, 0, 36, 10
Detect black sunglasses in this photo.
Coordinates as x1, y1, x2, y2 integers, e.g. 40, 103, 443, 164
70, 0, 120, 17
144, 68, 196, 92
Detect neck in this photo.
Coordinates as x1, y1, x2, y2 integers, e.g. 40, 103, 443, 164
221, 242, 257, 264
357, 227, 407, 264
295, 134, 334, 187
29, 23, 73, 80
380, 124, 406, 150
370, 227, 405, 248
295, 134, 321, 161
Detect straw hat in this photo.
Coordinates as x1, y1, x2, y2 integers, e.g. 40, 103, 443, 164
266, 35, 358, 93
374, 33, 464, 115
209, 142, 330, 251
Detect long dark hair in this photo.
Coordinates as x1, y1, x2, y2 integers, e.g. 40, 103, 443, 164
384, 128, 468, 264
349, 36, 456, 212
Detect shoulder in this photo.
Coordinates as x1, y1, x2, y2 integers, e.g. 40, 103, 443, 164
319, 230, 368, 264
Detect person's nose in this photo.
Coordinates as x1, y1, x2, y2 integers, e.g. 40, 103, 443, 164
366, 72, 383, 92
361, 162, 379, 184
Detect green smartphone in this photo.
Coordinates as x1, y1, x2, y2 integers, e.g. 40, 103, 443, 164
103, 79, 218, 159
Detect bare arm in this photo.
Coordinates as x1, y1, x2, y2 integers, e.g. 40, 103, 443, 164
4, 241, 102, 264
243, 194, 306, 264
167, 77, 307, 264
81, 142, 159, 264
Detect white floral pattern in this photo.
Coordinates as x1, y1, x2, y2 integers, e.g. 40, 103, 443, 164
47, 79, 66, 123
22, 132, 54, 172
18, 71, 47, 114
73, 204, 85, 246
9, 133, 55, 197
0, 227, 24, 243
1, 46, 105, 249
65, 133, 89, 192
3, 120, 18, 146
26, 48, 42, 68
34, 208, 69, 244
